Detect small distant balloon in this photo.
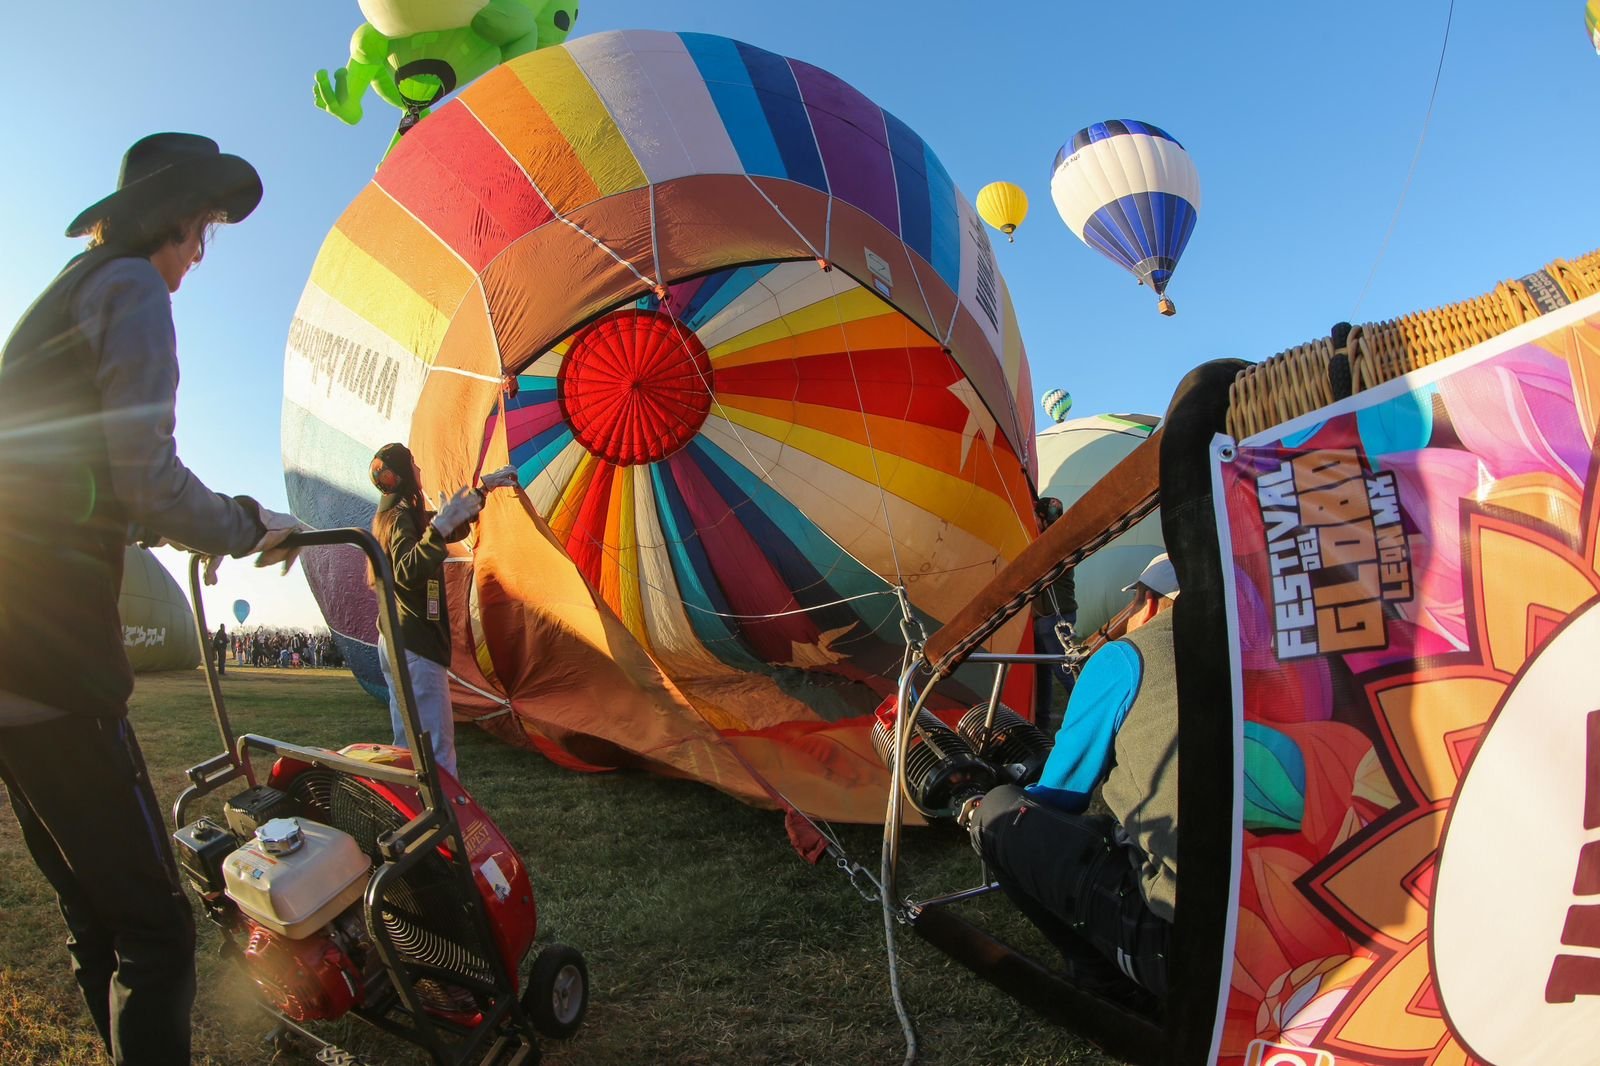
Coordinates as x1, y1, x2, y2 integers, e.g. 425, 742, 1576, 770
233, 600, 250, 625
1041, 388, 1073, 423
976, 181, 1029, 242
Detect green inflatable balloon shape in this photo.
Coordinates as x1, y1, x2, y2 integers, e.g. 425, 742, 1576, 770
1035, 413, 1168, 636
315, 0, 581, 151
119, 546, 203, 673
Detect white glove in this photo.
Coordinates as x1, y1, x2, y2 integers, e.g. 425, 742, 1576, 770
250, 504, 309, 575
431, 486, 483, 536
479, 465, 520, 491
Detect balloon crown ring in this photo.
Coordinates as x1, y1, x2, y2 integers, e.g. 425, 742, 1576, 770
557, 308, 714, 466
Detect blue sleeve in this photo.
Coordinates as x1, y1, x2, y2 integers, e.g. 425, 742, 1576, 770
1023, 639, 1142, 812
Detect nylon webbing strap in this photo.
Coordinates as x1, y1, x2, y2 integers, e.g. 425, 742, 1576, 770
923, 429, 1164, 677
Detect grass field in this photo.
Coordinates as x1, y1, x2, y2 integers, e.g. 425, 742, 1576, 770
0, 667, 1120, 1065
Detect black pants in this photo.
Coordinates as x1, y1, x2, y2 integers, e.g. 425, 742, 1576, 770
974, 785, 1170, 999
0, 714, 195, 1064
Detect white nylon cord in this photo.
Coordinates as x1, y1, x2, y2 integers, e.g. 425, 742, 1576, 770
827, 282, 909, 593
1352, 0, 1457, 318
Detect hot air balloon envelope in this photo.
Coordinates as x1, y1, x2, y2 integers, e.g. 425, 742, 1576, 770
233, 600, 251, 624
285, 30, 1039, 822
1035, 414, 1166, 633
1050, 120, 1200, 312
976, 181, 1029, 241
119, 547, 203, 672
1041, 388, 1073, 423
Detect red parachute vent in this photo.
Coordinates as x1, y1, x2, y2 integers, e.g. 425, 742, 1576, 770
558, 307, 713, 465
242, 921, 363, 1022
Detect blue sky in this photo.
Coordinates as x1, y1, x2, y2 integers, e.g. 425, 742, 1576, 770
4, 1, 1596, 625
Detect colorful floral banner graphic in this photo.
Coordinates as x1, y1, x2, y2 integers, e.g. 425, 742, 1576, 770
1211, 297, 1600, 1065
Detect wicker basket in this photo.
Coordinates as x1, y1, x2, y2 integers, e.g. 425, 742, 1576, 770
1225, 249, 1600, 440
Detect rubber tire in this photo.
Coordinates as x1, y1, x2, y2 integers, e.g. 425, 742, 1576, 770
524, 944, 588, 1039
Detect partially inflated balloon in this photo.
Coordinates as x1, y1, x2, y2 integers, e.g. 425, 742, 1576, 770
976, 181, 1029, 242
119, 547, 203, 672
1035, 414, 1165, 634
1041, 388, 1073, 423
1050, 120, 1200, 316
285, 30, 1038, 823
233, 600, 251, 625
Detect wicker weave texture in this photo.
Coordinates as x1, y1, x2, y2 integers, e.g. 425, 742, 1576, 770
1225, 249, 1600, 440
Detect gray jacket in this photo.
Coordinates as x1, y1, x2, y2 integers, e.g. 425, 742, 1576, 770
0, 251, 263, 725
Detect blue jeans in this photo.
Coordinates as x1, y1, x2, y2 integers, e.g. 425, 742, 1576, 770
1033, 613, 1077, 731
377, 640, 457, 778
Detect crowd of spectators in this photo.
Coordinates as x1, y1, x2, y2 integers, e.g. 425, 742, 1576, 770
218, 628, 344, 669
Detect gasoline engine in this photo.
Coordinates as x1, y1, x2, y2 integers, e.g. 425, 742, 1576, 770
174, 745, 542, 1030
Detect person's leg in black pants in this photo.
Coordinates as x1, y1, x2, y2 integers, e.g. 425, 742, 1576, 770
972, 785, 1168, 999
0, 714, 195, 1065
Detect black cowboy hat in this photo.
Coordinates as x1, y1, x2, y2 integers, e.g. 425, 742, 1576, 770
65, 132, 262, 238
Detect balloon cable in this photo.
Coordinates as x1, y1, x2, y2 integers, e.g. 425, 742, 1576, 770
659, 289, 777, 482
880, 640, 922, 1066
1351, 0, 1456, 319
829, 285, 909, 591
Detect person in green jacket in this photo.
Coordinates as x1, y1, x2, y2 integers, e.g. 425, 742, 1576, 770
367, 443, 517, 777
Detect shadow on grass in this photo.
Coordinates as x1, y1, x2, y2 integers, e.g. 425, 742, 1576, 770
0, 667, 1121, 1066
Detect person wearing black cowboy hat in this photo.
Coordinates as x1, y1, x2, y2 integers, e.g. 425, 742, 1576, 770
0, 133, 304, 1064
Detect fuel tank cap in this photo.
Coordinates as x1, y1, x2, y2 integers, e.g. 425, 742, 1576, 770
255, 817, 305, 856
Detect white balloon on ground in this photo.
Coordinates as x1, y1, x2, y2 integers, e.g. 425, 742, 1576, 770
1035, 413, 1167, 636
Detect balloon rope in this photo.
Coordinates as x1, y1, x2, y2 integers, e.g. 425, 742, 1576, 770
660, 297, 777, 482
1351, 0, 1456, 318
829, 284, 910, 591
977, 381, 1039, 577
743, 175, 824, 261
551, 214, 656, 289
679, 589, 897, 621
880, 637, 921, 1066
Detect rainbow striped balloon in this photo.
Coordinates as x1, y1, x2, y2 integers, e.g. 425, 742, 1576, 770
283, 30, 1039, 812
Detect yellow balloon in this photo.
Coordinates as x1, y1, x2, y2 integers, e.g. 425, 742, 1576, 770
976, 181, 1029, 242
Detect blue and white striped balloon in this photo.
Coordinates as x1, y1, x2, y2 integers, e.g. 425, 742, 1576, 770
1041, 388, 1073, 423
1050, 120, 1200, 315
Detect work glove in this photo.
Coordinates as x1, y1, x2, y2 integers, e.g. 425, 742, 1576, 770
431, 486, 484, 537
249, 503, 309, 576
479, 465, 520, 492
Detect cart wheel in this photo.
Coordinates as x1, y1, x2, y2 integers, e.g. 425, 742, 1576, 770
523, 944, 588, 1039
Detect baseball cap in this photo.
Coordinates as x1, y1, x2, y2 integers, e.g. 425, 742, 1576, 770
1122, 553, 1178, 599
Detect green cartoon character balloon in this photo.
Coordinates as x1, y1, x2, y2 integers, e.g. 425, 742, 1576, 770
315, 0, 580, 151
